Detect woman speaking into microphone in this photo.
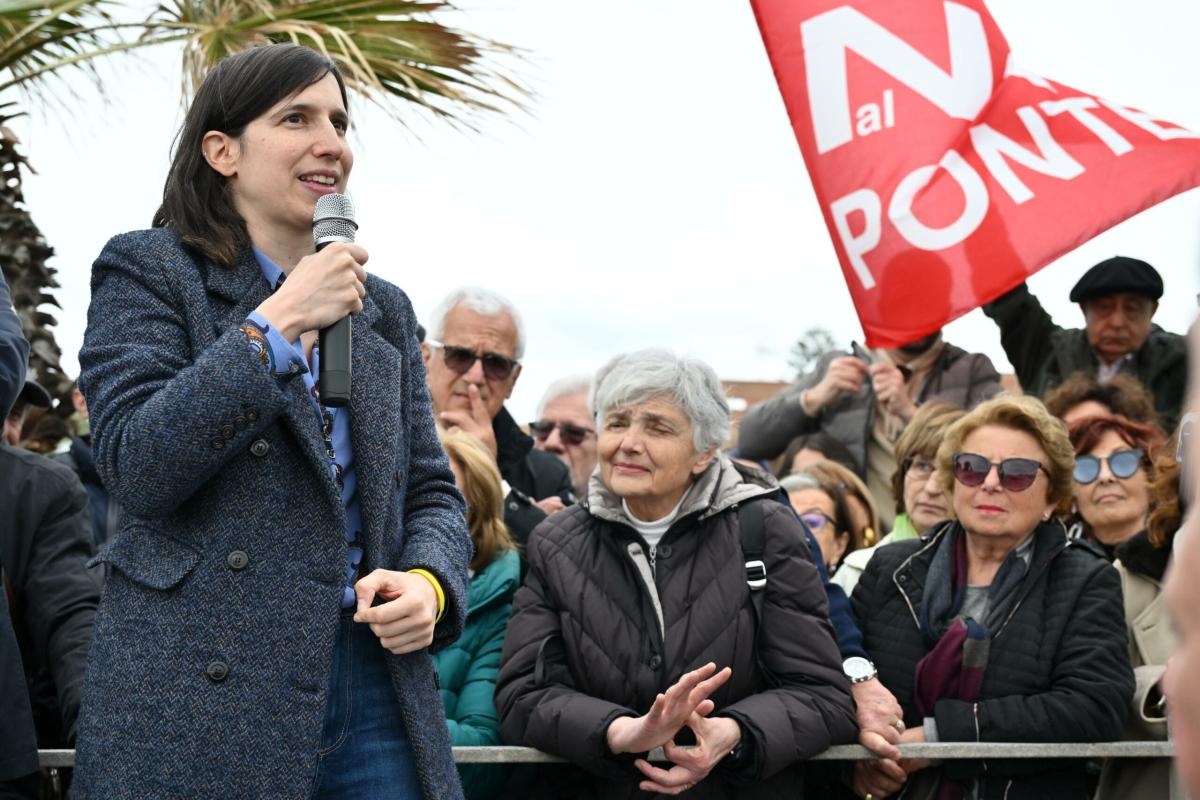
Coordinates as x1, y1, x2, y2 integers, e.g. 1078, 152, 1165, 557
74, 44, 471, 799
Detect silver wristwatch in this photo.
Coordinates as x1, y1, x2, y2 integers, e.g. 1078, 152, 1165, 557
842, 656, 877, 684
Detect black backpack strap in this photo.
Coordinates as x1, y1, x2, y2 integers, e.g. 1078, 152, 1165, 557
737, 499, 779, 689
737, 501, 767, 623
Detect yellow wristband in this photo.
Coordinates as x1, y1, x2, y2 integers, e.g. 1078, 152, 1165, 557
407, 569, 446, 623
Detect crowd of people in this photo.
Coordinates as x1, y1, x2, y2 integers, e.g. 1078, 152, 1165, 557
1, 42, 1199, 800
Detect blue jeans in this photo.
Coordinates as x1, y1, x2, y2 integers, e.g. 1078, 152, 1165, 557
310, 612, 423, 799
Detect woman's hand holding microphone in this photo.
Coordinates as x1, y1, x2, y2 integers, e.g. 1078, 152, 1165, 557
255, 242, 368, 342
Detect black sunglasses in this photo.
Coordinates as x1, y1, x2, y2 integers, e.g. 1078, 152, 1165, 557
952, 452, 1045, 492
529, 420, 594, 446
427, 339, 519, 381
1074, 449, 1144, 484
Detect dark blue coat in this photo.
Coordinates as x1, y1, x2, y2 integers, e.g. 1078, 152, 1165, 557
0, 270, 26, 417
75, 229, 472, 799
0, 270, 38, 784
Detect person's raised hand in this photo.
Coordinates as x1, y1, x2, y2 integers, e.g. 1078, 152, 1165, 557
438, 383, 498, 459
354, 569, 438, 654
633, 712, 742, 795
869, 362, 916, 421
853, 678, 904, 760
535, 496, 566, 516
805, 356, 868, 414
606, 664, 732, 755
256, 242, 368, 342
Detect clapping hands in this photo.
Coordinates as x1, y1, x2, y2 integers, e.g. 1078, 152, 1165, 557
605, 663, 740, 794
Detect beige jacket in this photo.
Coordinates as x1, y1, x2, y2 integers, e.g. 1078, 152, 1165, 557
1094, 553, 1176, 800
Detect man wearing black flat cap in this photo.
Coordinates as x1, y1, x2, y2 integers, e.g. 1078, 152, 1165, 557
984, 256, 1187, 431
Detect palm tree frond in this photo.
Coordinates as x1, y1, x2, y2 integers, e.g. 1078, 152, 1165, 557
137, 0, 527, 128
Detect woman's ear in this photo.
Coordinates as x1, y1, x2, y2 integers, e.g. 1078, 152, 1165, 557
691, 446, 718, 476
201, 130, 240, 177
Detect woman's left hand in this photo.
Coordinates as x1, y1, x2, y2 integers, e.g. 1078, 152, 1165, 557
633, 712, 742, 795
354, 569, 438, 654
897, 725, 930, 774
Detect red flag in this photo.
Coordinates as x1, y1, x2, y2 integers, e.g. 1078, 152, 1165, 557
750, 0, 1200, 347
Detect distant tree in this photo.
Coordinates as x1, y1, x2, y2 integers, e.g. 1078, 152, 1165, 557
788, 326, 836, 377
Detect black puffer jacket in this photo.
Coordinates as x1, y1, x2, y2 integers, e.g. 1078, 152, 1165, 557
851, 521, 1134, 799
496, 457, 857, 799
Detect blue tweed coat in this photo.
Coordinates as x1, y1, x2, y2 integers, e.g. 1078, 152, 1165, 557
74, 229, 472, 799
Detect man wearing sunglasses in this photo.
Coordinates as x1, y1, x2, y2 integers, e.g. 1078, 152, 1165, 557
984, 255, 1187, 433
422, 288, 574, 548
530, 375, 597, 500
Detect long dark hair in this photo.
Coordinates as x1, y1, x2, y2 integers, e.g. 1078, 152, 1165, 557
153, 44, 349, 267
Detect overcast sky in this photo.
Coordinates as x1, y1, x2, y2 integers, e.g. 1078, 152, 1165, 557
16, 0, 1200, 423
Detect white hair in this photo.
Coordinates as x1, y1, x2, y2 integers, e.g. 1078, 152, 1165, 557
591, 349, 731, 452
536, 374, 593, 419
427, 286, 526, 360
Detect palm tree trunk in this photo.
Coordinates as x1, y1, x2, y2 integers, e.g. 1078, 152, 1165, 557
0, 109, 69, 403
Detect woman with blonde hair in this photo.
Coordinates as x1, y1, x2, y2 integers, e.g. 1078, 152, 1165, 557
833, 402, 966, 594
434, 429, 520, 799
851, 395, 1133, 799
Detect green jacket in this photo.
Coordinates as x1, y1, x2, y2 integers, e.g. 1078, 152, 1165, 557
433, 547, 521, 799
984, 283, 1187, 432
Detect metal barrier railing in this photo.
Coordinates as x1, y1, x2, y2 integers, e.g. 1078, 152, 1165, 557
38, 743, 1184, 797
38, 741, 1177, 765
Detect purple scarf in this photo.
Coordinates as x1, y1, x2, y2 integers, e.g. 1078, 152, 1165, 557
912, 525, 1028, 800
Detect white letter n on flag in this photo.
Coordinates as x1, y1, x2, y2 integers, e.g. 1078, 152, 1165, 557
801, 1, 993, 154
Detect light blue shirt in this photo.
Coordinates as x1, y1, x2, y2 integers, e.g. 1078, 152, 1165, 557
245, 249, 361, 608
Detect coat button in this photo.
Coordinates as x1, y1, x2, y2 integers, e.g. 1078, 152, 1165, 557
206, 660, 229, 682
246, 408, 259, 422
508, 501, 519, 511
210, 437, 225, 450
648, 654, 663, 670
221, 424, 235, 439
227, 551, 249, 571
234, 415, 248, 431
657, 545, 672, 559
250, 439, 270, 458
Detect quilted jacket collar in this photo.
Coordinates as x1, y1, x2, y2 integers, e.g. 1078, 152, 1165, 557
585, 454, 778, 528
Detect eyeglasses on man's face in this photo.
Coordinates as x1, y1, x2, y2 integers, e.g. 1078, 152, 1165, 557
427, 339, 519, 381
952, 452, 1046, 493
530, 420, 595, 446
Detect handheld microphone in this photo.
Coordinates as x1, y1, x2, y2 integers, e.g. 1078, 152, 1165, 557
313, 193, 358, 407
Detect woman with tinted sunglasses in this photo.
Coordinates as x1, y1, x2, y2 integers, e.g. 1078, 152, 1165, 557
849, 396, 1134, 800
1073, 418, 1177, 800
1067, 415, 1166, 559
